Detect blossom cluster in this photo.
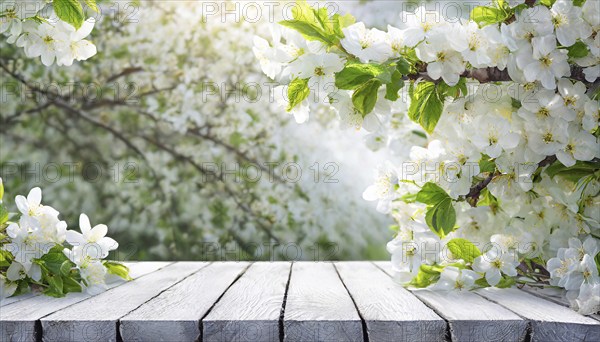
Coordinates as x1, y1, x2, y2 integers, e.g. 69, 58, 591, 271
0, 179, 129, 299
1, 0, 97, 66
256, 0, 600, 314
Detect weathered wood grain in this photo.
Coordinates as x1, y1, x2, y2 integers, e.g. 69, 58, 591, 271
203, 262, 291, 342
374, 260, 527, 342
520, 286, 600, 322
40, 262, 206, 342
284, 262, 362, 342
412, 290, 527, 342
0, 262, 169, 342
120, 262, 249, 342
1, 292, 38, 307
477, 287, 600, 342
335, 262, 446, 342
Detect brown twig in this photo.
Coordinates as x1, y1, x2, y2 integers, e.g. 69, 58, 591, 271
406, 66, 587, 84
466, 172, 498, 207
466, 155, 558, 207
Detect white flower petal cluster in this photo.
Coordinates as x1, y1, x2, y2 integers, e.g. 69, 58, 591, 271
1, 185, 122, 299
547, 237, 600, 314
1, 2, 97, 66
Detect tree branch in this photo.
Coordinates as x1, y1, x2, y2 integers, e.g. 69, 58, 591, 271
466, 155, 558, 207
466, 171, 497, 207
407, 66, 588, 84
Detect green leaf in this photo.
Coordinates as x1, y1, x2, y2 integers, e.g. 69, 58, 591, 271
567, 41, 589, 58
396, 57, 411, 75
420, 95, 445, 133
0, 249, 11, 267
39, 246, 70, 276
493, 0, 509, 10
478, 188, 499, 208
511, 98, 522, 109
43, 272, 65, 298
447, 238, 482, 264
12, 280, 31, 297
408, 81, 433, 122
332, 13, 355, 38
104, 261, 132, 280
59, 260, 73, 277
410, 264, 441, 288
540, 0, 557, 7
278, 0, 344, 46
470, 6, 506, 26
416, 182, 457, 238
53, 0, 85, 29
475, 277, 489, 287
385, 70, 404, 101
62, 276, 83, 293
408, 81, 445, 133
0, 205, 8, 225
479, 155, 496, 174
573, 0, 586, 6
335, 62, 389, 90
279, 20, 331, 45
83, 0, 99, 12
438, 78, 467, 99
425, 197, 456, 238
416, 182, 450, 205
0, 177, 4, 201
496, 276, 516, 288
545, 160, 600, 183
352, 79, 382, 116
286, 78, 310, 112
475, 275, 516, 288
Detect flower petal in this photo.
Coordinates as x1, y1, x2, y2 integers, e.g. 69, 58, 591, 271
79, 213, 91, 234
27, 187, 41, 206
15, 195, 28, 214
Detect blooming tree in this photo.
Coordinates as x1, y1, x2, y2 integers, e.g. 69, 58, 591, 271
0, 178, 130, 299
256, 0, 600, 314
1, 1, 391, 262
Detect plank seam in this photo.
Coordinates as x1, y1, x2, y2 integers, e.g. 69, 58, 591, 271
333, 262, 369, 342
33, 261, 175, 342
278, 261, 293, 342
371, 262, 454, 342
115, 262, 211, 342
473, 291, 533, 342
34, 320, 42, 342
198, 262, 252, 342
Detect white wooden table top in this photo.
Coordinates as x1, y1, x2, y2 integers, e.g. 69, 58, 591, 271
1, 261, 599, 342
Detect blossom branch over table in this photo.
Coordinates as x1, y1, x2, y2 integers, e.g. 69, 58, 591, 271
255, 0, 600, 315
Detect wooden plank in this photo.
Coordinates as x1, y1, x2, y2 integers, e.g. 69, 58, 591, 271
335, 262, 446, 342
120, 262, 249, 342
521, 286, 569, 305
40, 262, 206, 342
1, 292, 38, 307
0, 262, 169, 342
283, 262, 362, 342
412, 290, 527, 342
374, 260, 527, 342
521, 286, 600, 322
203, 262, 290, 342
477, 287, 600, 342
